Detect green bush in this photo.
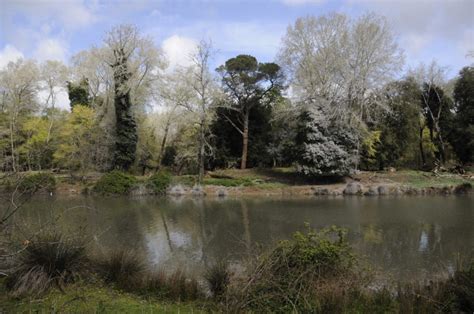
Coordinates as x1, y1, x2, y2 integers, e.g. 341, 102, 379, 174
227, 226, 360, 312
93, 171, 137, 195
148, 171, 172, 194
18, 172, 56, 194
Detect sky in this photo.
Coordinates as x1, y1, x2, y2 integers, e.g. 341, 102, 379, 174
0, 0, 473, 83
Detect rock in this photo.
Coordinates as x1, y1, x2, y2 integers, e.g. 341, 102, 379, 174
390, 186, 403, 195
441, 186, 453, 194
377, 185, 389, 195
216, 188, 228, 197
168, 184, 186, 196
130, 183, 153, 196
364, 186, 378, 196
405, 187, 419, 195
313, 187, 329, 195
191, 185, 206, 196
343, 182, 362, 195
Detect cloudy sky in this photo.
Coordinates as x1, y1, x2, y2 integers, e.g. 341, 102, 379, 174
1, 0, 473, 77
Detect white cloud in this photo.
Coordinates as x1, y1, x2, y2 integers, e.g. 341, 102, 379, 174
34, 38, 68, 62
345, 0, 474, 74
162, 35, 198, 68
37, 89, 70, 110
2, 0, 97, 31
459, 29, 474, 57
56, 90, 71, 110
0, 45, 24, 69
281, 0, 325, 5
401, 34, 432, 57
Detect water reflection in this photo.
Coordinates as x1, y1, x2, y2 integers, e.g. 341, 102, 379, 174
6, 195, 474, 281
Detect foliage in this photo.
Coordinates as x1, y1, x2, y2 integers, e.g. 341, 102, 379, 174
148, 170, 172, 194
211, 104, 274, 169
217, 54, 284, 169
18, 172, 56, 194
360, 130, 381, 169
161, 146, 177, 167
295, 108, 358, 176
67, 78, 90, 109
227, 226, 359, 312
93, 171, 138, 195
451, 66, 474, 164
5, 231, 88, 297
112, 62, 138, 171
18, 117, 55, 170
54, 105, 98, 172
279, 13, 403, 137
372, 78, 421, 169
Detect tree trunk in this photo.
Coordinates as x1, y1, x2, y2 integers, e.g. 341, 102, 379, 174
240, 111, 249, 170
158, 119, 170, 167
197, 121, 205, 185
9, 120, 16, 173
419, 126, 426, 167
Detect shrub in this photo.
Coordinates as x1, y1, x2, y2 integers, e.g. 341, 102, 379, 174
227, 226, 360, 312
18, 172, 56, 194
5, 231, 87, 297
205, 261, 230, 298
148, 171, 172, 194
96, 250, 144, 289
93, 171, 137, 195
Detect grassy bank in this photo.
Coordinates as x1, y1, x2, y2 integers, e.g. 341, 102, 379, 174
0, 280, 204, 313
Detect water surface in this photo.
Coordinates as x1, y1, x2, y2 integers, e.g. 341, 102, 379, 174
8, 195, 474, 282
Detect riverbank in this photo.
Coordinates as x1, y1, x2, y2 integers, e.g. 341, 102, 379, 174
1, 168, 472, 198
49, 168, 473, 197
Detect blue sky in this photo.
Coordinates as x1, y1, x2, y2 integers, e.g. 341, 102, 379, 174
1, 0, 473, 78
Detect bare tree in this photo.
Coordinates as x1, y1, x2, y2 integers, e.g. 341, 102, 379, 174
180, 40, 220, 184
279, 12, 404, 128
39, 60, 69, 152
409, 61, 452, 165
0, 59, 40, 172
102, 24, 166, 170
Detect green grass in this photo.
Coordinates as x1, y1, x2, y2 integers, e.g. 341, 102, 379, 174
0, 281, 206, 313
381, 170, 472, 188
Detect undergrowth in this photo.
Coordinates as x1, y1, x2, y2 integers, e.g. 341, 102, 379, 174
93, 171, 137, 195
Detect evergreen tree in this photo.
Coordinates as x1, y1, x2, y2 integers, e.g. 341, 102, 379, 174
451, 66, 474, 163
420, 83, 454, 164
217, 55, 284, 169
295, 107, 358, 176
66, 78, 90, 109
375, 78, 421, 169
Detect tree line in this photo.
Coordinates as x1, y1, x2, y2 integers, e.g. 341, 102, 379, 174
1, 13, 473, 182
